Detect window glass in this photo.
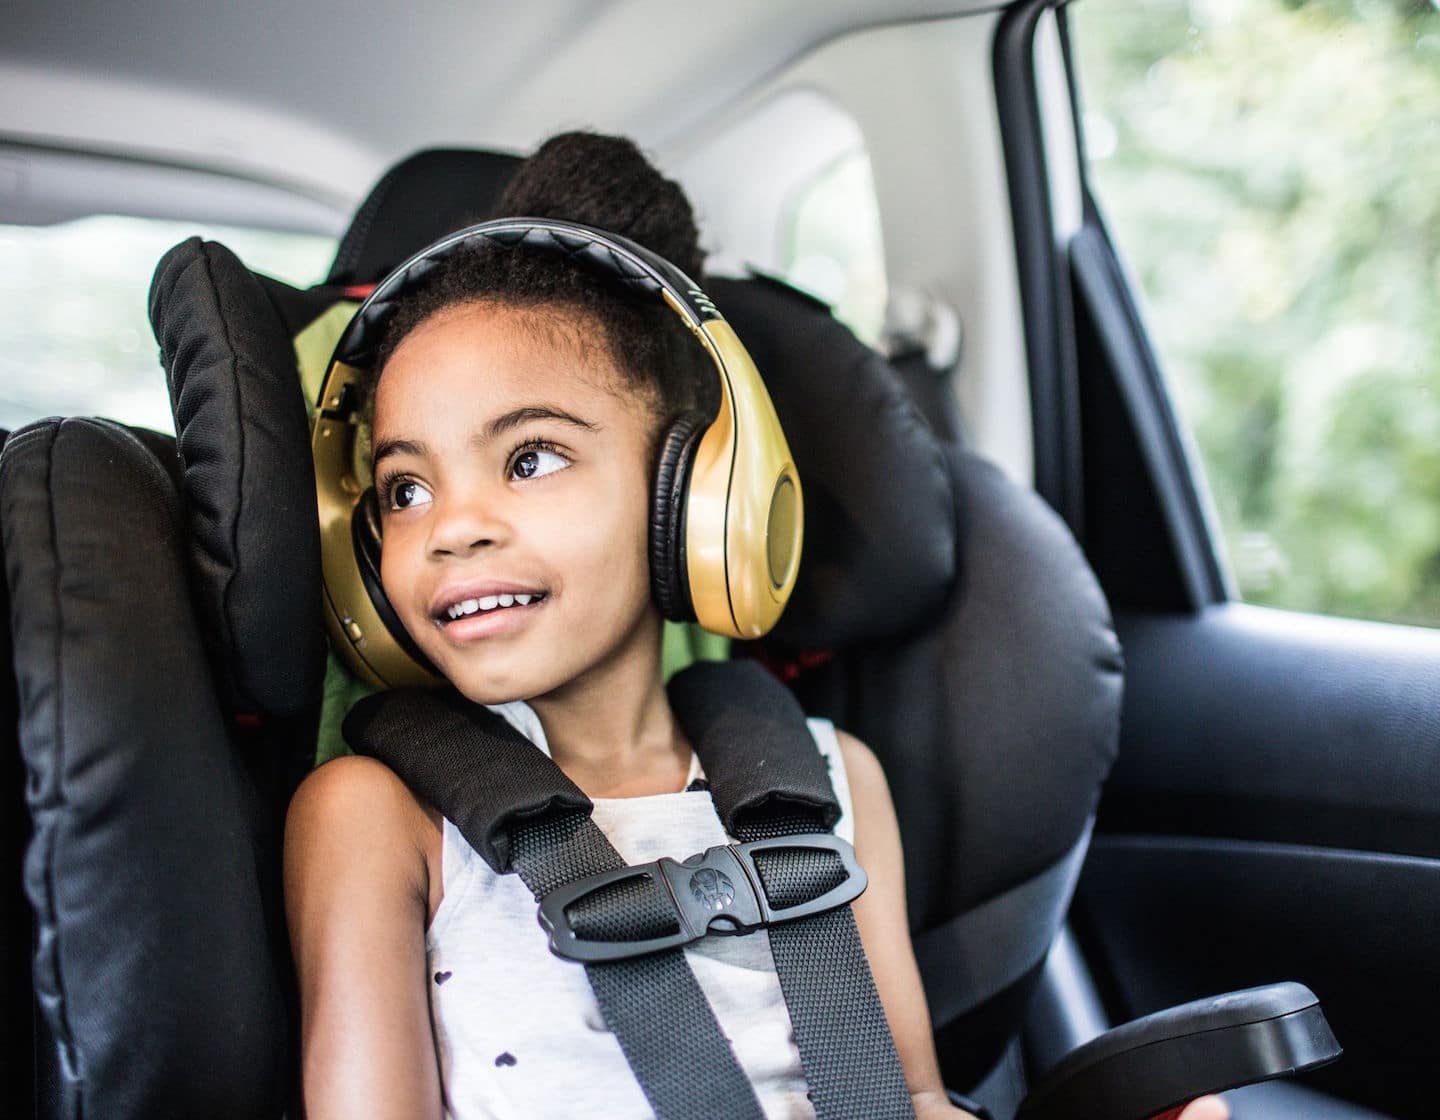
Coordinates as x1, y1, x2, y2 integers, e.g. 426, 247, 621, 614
779, 150, 888, 346
0, 216, 333, 435
1073, 0, 1440, 627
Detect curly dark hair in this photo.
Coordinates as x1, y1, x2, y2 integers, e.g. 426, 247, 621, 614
363, 131, 715, 442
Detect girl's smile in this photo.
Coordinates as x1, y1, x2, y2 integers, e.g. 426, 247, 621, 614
370, 299, 664, 708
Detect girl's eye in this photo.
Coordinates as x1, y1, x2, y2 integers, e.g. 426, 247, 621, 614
384, 478, 432, 511
510, 448, 570, 481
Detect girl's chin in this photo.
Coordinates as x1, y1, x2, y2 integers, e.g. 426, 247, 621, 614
443, 672, 559, 709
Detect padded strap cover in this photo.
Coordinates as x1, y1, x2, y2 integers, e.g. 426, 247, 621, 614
342, 661, 843, 871
148, 237, 326, 719
0, 418, 289, 1119
343, 686, 590, 873
668, 659, 840, 833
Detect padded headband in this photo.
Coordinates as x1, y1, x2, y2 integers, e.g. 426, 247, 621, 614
312, 217, 803, 688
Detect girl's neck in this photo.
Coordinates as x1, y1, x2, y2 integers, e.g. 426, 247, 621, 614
526, 614, 691, 799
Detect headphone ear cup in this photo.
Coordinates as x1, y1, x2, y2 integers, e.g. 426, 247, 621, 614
351, 487, 442, 676
650, 411, 709, 622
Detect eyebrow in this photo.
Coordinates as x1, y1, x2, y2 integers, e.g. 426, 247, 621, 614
371, 405, 599, 470
489, 405, 599, 440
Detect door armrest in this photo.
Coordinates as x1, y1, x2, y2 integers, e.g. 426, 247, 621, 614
1016, 981, 1341, 1120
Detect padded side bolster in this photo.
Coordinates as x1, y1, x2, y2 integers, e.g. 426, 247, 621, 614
798, 448, 1122, 926
0, 418, 288, 1119
149, 237, 324, 718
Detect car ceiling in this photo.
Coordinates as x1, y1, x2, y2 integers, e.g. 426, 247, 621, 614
3, 0, 998, 213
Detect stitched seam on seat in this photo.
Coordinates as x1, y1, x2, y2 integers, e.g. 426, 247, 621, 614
45, 421, 82, 1102
335, 165, 399, 277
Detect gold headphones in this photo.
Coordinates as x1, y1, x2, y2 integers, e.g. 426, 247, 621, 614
311, 218, 803, 689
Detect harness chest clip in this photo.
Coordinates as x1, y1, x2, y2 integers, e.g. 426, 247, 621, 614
539, 833, 866, 963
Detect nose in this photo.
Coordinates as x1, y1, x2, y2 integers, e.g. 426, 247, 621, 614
426, 487, 511, 557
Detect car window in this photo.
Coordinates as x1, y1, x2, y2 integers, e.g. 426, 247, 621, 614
1072, 0, 1440, 628
674, 88, 888, 348
0, 215, 333, 435
779, 149, 888, 347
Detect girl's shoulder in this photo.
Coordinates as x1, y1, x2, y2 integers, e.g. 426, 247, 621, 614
288, 754, 438, 831
828, 727, 887, 797
285, 755, 442, 915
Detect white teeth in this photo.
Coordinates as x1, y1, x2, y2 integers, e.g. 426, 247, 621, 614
444, 591, 543, 621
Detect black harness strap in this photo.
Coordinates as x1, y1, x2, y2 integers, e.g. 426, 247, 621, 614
674, 663, 916, 1120
343, 687, 765, 1120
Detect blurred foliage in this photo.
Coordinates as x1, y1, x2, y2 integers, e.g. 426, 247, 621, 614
0, 217, 333, 435
1073, 0, 1440, 627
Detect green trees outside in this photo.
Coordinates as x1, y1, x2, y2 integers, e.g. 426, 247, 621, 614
1074, 0, 1440, 627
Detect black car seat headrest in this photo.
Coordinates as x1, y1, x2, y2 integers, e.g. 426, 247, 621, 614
707, 275, 956, 650
148, 237, 326, 721
326, 148, 522, 288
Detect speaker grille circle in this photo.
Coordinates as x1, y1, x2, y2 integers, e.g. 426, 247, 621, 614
766, 474, 799, 590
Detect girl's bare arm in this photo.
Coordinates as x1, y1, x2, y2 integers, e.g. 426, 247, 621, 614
284, 755, 443, 1120
838, 729, 973, 1118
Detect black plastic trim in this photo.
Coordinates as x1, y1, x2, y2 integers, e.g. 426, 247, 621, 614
1075, 833, 1440, 1116
993, 0, 1085, 539
1105, 604, 1440, 858
1018, 983, 1340, 1120
1070, 226, 1228, 609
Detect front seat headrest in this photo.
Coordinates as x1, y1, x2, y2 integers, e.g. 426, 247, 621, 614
326, 148, 523, 287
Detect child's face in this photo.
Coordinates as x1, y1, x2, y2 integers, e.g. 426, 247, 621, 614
370, 301, 661, 705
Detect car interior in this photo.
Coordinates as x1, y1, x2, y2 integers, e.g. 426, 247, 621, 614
3, 2, 1437, 1119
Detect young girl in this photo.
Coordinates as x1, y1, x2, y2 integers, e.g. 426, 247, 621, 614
283, 132, 1229, 1120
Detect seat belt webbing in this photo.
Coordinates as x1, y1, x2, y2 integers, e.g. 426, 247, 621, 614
738, 808, 917, 1120
508, 810, 766, 1120
675, 664, 917, 1120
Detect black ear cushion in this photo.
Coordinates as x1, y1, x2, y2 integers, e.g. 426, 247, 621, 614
650, 412, 709, 622
351, 487, 442, 676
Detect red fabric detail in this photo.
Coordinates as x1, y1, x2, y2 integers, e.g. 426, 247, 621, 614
341, 284, 376, 299
233, 712, 262, 729
1149, 1107, 1188, 1120
751, 646, 835, 683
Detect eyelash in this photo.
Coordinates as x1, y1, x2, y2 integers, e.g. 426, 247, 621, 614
509, 437, 570, 472
375, 438, 571, 511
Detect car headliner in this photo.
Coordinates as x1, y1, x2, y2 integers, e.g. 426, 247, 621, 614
3, 1, 999, 212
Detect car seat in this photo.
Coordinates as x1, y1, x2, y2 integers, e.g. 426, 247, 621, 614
0, 149, 1340, 1120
